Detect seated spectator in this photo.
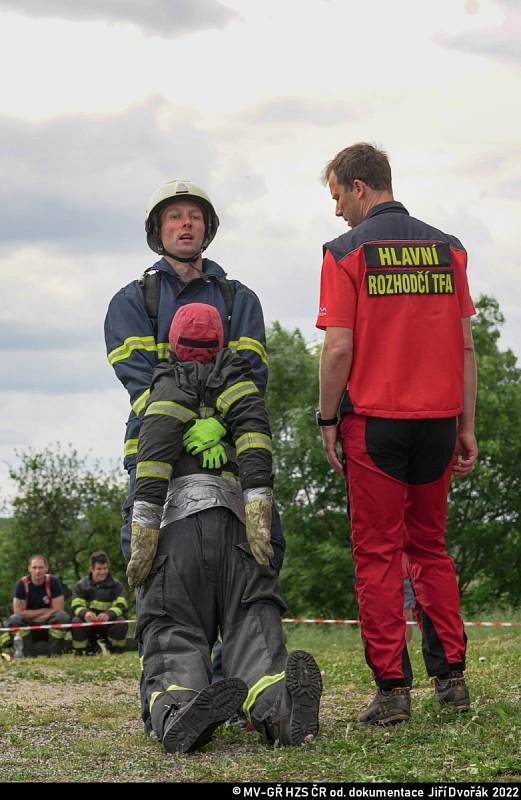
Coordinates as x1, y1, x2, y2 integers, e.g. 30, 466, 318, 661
71, 550, 128, 655
0, 555, 70, 657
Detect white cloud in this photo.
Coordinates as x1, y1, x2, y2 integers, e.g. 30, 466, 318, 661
0, 0, 238, 37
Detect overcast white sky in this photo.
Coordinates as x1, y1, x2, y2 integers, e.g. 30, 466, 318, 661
1, 0, 520, 504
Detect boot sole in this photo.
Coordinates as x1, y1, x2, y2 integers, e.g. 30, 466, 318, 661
162, 678, 248, 754
279, 651, 323, 746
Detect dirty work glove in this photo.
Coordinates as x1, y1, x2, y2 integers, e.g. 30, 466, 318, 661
243, 488, 274, 567
202, 443, 228, 470
126, 523, 159, 589
183, 417, 227, 455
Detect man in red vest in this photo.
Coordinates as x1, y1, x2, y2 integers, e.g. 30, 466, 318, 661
316, 143, 478, 725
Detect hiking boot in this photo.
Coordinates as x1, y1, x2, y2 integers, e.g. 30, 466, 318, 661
358, 687, 411, 726
433, 672, 470, 711
161, 678, 248, 754
273, 650, 322, 746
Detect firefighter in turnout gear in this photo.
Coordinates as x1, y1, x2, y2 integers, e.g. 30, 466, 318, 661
130, 303, 322, 754
104, 179, 284, 570
71, 551, 128, 655
104, 178, 286, 734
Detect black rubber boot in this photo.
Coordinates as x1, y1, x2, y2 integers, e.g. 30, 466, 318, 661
155, 679, 248, 754
253, 651, 322, 747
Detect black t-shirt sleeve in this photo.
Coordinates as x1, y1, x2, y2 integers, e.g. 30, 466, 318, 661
50, 576, 64, 597
14, 579, 25, 600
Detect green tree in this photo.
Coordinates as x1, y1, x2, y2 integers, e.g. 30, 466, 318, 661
0, 444, 127, 613
446, 295, 521, 611
266, 323, 357, 617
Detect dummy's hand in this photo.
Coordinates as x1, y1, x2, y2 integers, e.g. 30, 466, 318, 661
201, 443, 228, 470
126, 523, 160, 589
183, 417, 226, 455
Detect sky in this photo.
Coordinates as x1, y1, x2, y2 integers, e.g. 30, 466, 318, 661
1, 0, 520, 504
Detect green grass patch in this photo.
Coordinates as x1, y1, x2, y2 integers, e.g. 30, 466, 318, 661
0, 626, 519, 782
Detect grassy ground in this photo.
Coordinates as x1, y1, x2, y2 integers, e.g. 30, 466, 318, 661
0, 625, 520, 783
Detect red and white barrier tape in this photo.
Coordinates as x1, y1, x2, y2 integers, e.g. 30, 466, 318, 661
2, 618, 521, 633
0, 619, 130, 633
282, 618, 521, 628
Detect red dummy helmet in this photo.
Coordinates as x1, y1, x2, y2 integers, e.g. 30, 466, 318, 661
168, 303, 224, 364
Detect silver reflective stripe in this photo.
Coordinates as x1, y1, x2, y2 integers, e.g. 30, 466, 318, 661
145, 401, 198, 423
162, 474, 245, 527
235, 432, 272, 456
243, 487, 273, 503
132, 500, 164, 529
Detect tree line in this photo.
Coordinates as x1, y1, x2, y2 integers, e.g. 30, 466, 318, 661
1, 295, 519, 618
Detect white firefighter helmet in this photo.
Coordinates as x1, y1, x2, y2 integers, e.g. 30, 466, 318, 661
145, 179, 220, 255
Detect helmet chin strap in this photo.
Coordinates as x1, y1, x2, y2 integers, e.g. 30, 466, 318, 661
160, 246, 209, 281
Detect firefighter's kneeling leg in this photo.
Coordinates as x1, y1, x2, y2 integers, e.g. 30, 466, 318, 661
223, 545, 322, 747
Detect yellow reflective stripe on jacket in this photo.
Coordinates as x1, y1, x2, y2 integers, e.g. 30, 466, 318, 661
132, 389, 150, 416
108, 336, 157, 366
229, 336, 268, 366
199, 406, 215, 418
124, 439, 139, 457
88, 600, 113, 612
243, 672, 285, 719
216, 380, 258, 417
157, 342, 171, 360
109, 597, 127, 617
145, 401, 198, 423
71, 597, 87, 612
235, 432, 273, 456
136, 460, 173, 481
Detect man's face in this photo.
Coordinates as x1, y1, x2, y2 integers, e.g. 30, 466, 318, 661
328, 172, 364, 229
28, 558, 47, 585
91, 563, 109, 583
160, 200, 206, 258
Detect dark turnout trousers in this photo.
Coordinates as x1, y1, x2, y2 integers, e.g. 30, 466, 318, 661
136, 507, 288, 730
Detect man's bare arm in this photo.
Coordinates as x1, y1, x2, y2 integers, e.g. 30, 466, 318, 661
319, 327, 353, 474
453, 317, 478, 477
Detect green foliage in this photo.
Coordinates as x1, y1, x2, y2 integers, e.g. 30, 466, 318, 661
266, 323, 357, 617
447, 296, 521, 611
0, 444, 127, 614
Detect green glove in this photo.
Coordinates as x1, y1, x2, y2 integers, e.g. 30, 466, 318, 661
126, 523, 159, 589
183, 417, 226, 455
202, 443, 228, 470
243, 491, 274, 567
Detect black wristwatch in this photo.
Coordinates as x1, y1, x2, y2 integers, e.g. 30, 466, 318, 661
315, 410, 338, 427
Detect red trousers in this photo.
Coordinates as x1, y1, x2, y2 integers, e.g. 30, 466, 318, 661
340, 414, 466, 688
